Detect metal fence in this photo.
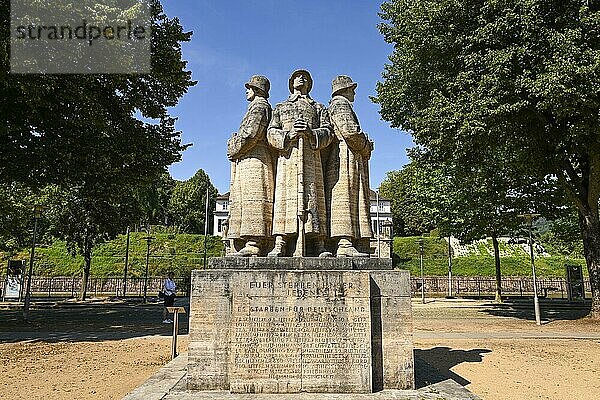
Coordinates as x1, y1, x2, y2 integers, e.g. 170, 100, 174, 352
411, 276, 592, 299
7, 276, 190, 299
2, 275, 591, 300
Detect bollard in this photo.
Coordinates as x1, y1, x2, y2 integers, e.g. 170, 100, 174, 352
167, 306, 186, 359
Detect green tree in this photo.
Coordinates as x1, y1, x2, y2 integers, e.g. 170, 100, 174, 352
428, 151, 564, 302
0, 0, 196, 300
383, 148, 563, 302
1, 0, 194, 188
379, 161, 438, 236
540, 211, 585, 259
0, 183, 59, 255
375, 0, 600, 317
45, 184, 140, 299
168, 170, 218, 234
135, 173, 177, 227
0, 183, 35, 253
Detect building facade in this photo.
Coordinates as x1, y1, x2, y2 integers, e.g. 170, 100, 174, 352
213, 193, 229, 238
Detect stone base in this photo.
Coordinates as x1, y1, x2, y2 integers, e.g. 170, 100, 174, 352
188, 258, 413, 394
123, 354, 481, 400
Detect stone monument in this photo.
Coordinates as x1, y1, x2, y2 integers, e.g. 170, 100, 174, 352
187, 70, 414, 395
227, 75, 275, 257
267, 69, 333, 257
325, 75, 374, 257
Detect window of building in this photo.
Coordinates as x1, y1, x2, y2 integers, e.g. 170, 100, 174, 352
222, 201, 229, 210
217, 218, 225, 233
372, 220, 384, 235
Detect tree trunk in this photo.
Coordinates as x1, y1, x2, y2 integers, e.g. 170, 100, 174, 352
579, 209, 600, 319
491, 234, 502, 303
80, 249, 91, 301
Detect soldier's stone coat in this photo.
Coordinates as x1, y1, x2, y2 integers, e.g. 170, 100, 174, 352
227, 96, 274, 242
267, 94, 332, 245
325, 94, 373, 241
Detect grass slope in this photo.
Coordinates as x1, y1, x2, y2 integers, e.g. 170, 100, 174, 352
9, 232, 224, 278
3, 234, 585, 279
393, 236, 587, 278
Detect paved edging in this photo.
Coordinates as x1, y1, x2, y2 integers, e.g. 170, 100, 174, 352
122, 353, 187, 400
0, 332, 183, 342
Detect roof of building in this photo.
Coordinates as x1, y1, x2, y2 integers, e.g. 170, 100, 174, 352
216, 192, 230, 200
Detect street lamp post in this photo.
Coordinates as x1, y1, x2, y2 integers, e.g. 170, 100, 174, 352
444, 172, 454, 299
23, 204, 45, 321
447, 236, 453, 298
203, 187, 209, 268
518, 213, 542, 325
376, 190, 381, 258
143, 234, 153, 303
122, 226, 130, 297
418, 238, 425, 304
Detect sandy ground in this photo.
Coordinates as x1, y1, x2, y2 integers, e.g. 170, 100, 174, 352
415, 338, 599, 400
412, 299, 600, 399
0, 337, 177, 400
0, 297, 599, 400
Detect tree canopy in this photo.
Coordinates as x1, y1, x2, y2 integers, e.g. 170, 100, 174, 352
1, 0, 194, 188
375, 0, 600, 317
379, 160, 439, 237
135, 172, 176, 227
168, 170, 218, 234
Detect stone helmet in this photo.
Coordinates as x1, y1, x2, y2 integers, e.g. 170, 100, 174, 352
245, 75, 270, 98
288, 69, 313, 93
332, 75, 358, 96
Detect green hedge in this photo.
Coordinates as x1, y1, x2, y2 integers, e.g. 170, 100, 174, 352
393, 236, 449, 258
395, 255, 587, 277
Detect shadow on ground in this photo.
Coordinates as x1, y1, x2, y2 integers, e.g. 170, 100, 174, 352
480, 298, 591, 322
0, 297, 190, 343
415, 347, 491, 388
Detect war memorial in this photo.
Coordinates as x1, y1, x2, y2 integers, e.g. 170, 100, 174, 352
188, 70, 414, 394
125, 70, 479, 399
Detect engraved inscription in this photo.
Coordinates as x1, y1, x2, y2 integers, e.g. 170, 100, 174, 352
229, 271, 372, 393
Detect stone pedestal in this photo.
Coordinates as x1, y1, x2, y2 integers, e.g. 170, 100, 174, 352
187, 258, 414, 394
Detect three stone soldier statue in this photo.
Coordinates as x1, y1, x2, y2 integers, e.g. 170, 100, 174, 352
266, 70, 333, 257
325, 76, 373, 257
226, 75, 275, 256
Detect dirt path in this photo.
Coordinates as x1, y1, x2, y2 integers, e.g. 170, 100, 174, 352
0, 298, 598, 400
0, 299, 184, 400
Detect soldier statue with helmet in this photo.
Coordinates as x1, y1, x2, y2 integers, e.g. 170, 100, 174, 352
324, 75, 374, 257
226, 75, 275, 256
266, 69, 333, 257
225, 71, 375, 259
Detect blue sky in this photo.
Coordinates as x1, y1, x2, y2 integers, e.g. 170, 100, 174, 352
162, 0, 413, 193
